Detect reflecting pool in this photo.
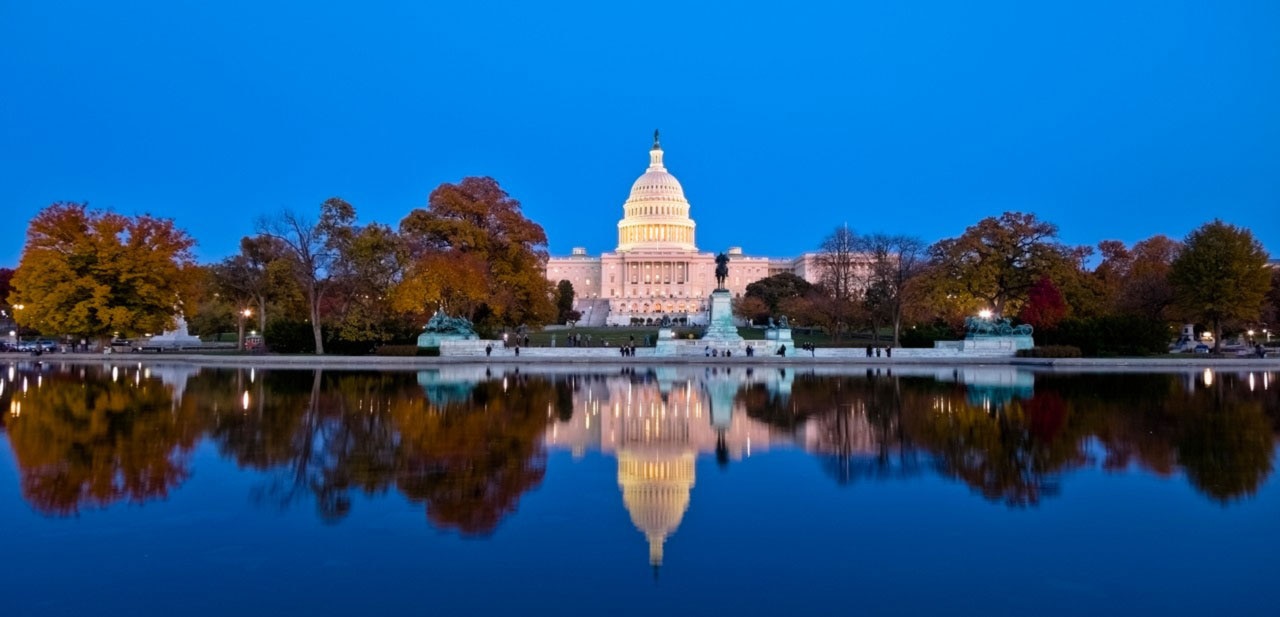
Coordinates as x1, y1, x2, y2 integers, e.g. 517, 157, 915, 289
1, 362, 1277, 616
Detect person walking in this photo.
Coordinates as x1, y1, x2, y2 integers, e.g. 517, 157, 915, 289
485, 344, 493, 357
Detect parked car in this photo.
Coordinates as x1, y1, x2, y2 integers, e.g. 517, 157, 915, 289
1193, 343, 1211, 354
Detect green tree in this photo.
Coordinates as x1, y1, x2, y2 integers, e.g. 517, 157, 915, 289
9, 202, 198, 343
556, 280, 576, 324
1169, 220, 1271, 352
927, 212, 1072, 318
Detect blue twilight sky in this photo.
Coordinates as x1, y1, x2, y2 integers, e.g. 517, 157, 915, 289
2, 0, 1278, 267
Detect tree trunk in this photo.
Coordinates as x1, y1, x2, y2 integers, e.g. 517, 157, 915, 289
236, 313, 246, 351
309, 285, 324, 355
892, 312, 902, 348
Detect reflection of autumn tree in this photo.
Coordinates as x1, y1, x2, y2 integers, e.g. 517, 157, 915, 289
1046, 374, 1183, 476
908, 388, 1087, 506
206, 370, 410, 522
5, 366, 200, 515
1175, 377, 1273, 504
202, 368, 551, 533
741, 374, 926, 483
1039, 372, 1276, 502
392, 376, 552, 536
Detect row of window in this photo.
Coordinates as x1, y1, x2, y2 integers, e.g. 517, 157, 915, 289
628, 205, 686, 216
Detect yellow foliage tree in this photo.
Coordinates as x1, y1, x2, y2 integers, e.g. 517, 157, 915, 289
9, 202, 198, 341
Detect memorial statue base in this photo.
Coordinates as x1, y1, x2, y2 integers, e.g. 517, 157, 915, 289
417, 332, 478, 349
701, 290, 743, 345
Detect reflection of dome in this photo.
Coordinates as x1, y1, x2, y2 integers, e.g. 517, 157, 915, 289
617, 449, 695, 567
616, 132, 697, 252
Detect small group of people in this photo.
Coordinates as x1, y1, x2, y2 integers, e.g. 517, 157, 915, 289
566, 333, 592, 347
704, 346, 737, 358
618, 345, 638, 357
865, 345, 892, 358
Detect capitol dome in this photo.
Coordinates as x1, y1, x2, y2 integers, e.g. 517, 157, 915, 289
618, 449, 695, 568
616, 131, 698, 252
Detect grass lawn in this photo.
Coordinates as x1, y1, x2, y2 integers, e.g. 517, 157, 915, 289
513, 325, 900, 348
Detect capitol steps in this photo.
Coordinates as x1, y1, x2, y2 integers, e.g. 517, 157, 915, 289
573, 299, 611, 327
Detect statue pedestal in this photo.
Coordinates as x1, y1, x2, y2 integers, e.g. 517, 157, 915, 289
765, 327, 793, 343
701, 290, 743, 345
417, 332, 478, 348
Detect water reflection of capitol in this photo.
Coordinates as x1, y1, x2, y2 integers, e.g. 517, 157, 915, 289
540, 367, 789, 568
418, 364, 1043, 568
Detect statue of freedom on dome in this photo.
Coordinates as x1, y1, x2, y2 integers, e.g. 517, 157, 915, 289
714, 252, 730, 290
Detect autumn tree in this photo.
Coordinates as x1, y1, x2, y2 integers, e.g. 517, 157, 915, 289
9, 202, 198, 343
398, 177, 555, 331
814, 226, 865, 339
1264, 268, 1280, 328
1169, 220, 1272, 351
326, 221, 411, 344
732, 295, 770, 325
744, 272, 812, 316
1094, 235, 1181, 320
257, 198, 355, 354
0, 267, 14, 330
859, 233, 927, 346
927, 212, 1072, 317
1017, 277, 1068, 330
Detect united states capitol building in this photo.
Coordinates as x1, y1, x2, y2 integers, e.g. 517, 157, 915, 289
545, 133, 827, 326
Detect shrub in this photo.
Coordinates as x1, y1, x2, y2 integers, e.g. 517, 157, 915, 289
900, 321, 959, 348
374, 344, 420, 357
1017, 345, 1082, 358
264, 319, 317, 354
1038, 315, 1171, 357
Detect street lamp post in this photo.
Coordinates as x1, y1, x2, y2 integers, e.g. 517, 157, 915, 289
238, 308, 252, 351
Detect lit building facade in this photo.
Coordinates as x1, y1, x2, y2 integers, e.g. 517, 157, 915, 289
545, 134, 829, 326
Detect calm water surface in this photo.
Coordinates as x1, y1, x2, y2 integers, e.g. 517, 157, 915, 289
1, 361, 1276, 616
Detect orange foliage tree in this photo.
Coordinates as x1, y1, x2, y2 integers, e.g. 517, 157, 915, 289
397, 177, 555, 332
9, 202, 198, 341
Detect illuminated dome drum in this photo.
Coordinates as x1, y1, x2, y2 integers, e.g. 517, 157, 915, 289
616, 131, 697, 252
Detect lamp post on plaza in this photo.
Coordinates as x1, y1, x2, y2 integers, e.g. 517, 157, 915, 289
237, 308, 252, 351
